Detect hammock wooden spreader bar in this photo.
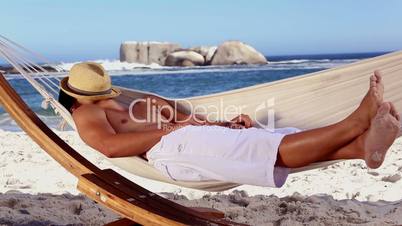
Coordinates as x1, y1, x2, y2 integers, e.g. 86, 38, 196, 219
0, 72, 245, 226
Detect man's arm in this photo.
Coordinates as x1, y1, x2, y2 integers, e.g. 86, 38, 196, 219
145, 95, 253, 128
73, 104, 167, 158
143, 95, 206, 125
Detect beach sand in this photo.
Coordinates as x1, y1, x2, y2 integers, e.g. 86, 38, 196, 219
0, 129, 401, 225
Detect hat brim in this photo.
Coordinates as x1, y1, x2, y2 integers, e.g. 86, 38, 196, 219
60, 77, 121, 101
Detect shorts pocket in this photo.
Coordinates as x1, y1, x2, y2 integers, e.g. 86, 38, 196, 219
164, 163, 205, 181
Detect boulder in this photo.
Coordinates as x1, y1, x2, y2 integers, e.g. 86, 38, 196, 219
148, 42, 181, 65
120, 41, 180, 65
120, 41, 147, 64
165, 51, 205, 67
210, 41, 267, 65
205, 46, 217, 64
190, 46, 217, 64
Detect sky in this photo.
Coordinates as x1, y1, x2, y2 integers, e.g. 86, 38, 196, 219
1, 0, 402, 62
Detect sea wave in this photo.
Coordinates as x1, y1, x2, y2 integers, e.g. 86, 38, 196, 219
270, 59, 331, 64
4, 58, 362, 80
270, 58, 360, 65
46, 59, 163, 72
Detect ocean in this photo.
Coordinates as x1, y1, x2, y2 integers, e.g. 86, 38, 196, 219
0, 52, 389, 130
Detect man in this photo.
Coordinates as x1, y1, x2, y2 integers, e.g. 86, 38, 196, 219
59, 62, 400, 187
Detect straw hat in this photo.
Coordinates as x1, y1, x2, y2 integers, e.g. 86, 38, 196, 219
60, 62, 121, 100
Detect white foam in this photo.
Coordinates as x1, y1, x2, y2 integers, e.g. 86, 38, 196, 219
270, 58, 358, 65
50, 59, 163, 72
269, 58, 361, 70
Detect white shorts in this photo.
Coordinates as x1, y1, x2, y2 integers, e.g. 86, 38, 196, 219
146, 125, 300, 187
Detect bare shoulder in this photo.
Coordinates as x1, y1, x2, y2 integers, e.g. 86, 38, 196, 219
71, 103, 116, 156
72, 104, 105, 122
72, 103, 116, 150
97, 98, 127, 111
72, 104, 114, 134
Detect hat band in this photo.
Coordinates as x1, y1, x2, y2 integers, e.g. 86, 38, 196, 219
67, 82, 112, 96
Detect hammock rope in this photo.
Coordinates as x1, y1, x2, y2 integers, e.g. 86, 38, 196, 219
0, 34, 66, 72
0, 38, 73, 128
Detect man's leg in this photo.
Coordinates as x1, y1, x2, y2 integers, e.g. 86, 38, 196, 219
278, 102, 400, 169
276, 71, 384, 168
319, 102, 400, 168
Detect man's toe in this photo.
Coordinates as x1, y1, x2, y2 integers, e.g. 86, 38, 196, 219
378, 102, 391, 116
374, 70, 383, 83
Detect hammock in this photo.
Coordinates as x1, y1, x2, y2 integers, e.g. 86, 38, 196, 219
1, 35, 402, 193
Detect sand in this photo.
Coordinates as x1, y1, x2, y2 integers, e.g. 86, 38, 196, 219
0, 129, 402, 225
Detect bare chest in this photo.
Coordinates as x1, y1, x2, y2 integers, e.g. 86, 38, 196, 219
104, 109, 160, 133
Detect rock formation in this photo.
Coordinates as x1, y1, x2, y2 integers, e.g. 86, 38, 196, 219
120, 42, 180, 65
165, 51, 205, 67
210, 41, 267, 65
119, 40, 267, 66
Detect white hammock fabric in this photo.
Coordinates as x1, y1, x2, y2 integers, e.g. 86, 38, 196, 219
1, 35, 401, 192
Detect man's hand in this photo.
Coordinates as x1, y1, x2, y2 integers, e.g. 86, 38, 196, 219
161, 122, 193, 133
230, 114, 253, 128
202, 114, 253, 129
187, 114, 207, 126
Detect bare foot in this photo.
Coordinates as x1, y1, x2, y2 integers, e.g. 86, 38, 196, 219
349, 70, 384, 131
390, 102, 402, 137
362, 102, 400, 169
389, 102, 401, 122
